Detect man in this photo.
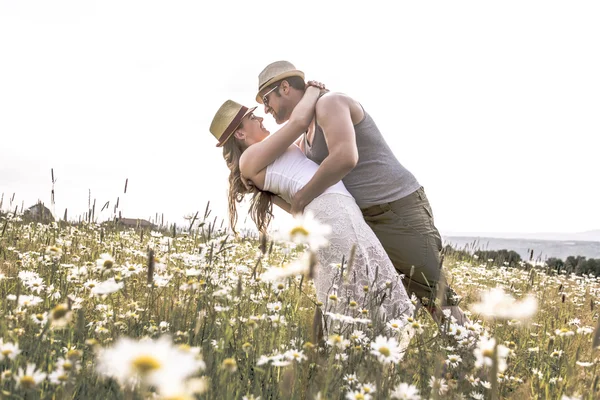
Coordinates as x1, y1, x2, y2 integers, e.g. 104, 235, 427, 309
255, 60, 468, 325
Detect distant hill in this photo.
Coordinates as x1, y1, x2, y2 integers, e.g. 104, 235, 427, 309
575, 230, 600, 242
442, 233, 600, 261
442, 230, 600, 243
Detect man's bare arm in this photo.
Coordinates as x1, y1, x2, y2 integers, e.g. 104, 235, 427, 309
272, 195, 291, 214
290, 94, 358, 214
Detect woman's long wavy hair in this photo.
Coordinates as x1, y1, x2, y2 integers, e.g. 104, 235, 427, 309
222, 131, 274, 235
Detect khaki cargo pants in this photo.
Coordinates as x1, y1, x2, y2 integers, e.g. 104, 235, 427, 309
361, 186, 458, 307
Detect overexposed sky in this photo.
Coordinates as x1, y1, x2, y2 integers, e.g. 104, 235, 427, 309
1, 1, 598, 235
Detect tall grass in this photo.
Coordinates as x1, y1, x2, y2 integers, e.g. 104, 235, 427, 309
0, 209, 598, 399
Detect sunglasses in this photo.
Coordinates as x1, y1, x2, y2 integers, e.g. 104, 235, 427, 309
262, 85, 279, 108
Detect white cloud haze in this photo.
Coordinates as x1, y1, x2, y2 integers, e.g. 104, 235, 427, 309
1, 1, 598, 235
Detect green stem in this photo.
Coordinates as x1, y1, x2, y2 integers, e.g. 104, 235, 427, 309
491, 339, 499, 400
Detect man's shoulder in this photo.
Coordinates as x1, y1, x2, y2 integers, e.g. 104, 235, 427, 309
316, 91, 355, 104
315, 92, 358, 114
316, 92, 364, 125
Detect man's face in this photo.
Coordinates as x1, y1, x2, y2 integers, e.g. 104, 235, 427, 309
262, 84, 291, 125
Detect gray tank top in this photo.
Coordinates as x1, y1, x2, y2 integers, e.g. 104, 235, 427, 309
303, 104, 421, 208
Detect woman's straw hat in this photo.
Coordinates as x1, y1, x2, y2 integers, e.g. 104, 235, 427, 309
209, 100, 257, 147
255, 60, 305, 103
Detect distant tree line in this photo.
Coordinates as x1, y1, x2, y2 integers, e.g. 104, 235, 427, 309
545, 256, 600, 276
444, 245, 600, 276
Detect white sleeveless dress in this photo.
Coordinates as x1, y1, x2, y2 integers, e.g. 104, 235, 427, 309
264, 145, 413, 333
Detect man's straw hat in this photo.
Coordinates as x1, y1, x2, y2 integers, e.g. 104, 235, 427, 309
256, 60, 305, 103
209, 100, 257, 147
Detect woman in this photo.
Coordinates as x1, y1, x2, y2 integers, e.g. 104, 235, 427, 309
209, 83, 413, 333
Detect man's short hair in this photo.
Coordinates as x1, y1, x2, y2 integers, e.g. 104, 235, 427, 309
270, 76, 305, 92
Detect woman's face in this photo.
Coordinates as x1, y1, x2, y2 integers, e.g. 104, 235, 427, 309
239, 113, 270, 145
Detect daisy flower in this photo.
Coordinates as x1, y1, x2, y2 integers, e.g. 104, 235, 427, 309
96, 253, 115, 271
277, 211, 331, 250
369, 335, 403, 364
445, 354, 462, 368
260, 253, 312, 283
91, 278, 124, 296
470, 287, 537, 322
0, 339, 21, 361
50, 303, 73, 329
95, 335, 203, 392
15, 363, 47, 389
474, 336, 509, 372
390, 382, 421, 400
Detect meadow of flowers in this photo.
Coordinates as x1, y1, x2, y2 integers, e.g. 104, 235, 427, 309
0, 209, 599, 400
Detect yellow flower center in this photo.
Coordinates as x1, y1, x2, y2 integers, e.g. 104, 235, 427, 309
2, 350, 13, 356
35, 314, 44, 321
482, 349, 494, 358
132, 355, 161, 374
391, 323, 399, 329
378, 346, 391, 357
163, 396, 194, 400
58, 374, 69, 382
349, 301, 358, 308
20, 375, 36, 389
51, 305, 69, 320
103, 259, 114, 269
62, 361, 73, 371
290, 226, 309, 237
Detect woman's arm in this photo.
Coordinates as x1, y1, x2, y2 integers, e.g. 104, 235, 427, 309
240, 85, 323, 178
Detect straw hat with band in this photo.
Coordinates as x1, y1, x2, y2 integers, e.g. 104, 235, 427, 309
256, 61, 305, 103
210, 100, 257, 147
